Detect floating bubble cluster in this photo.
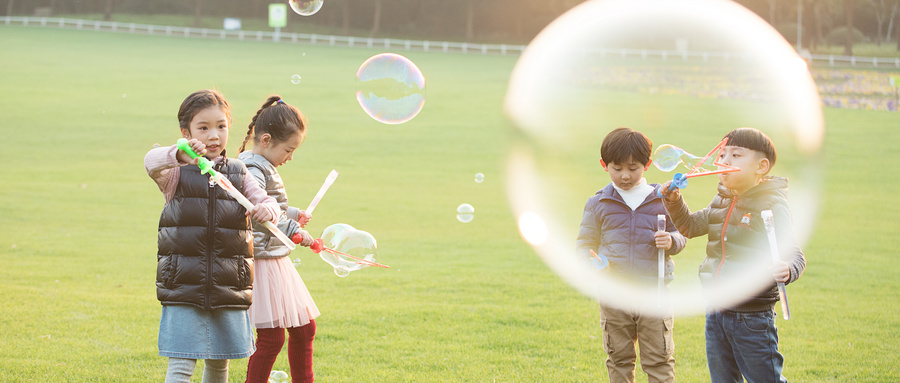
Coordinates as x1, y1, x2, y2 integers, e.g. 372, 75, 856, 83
355, 53, 426, 124
504, 0, 823, 316
318, 224, 378, 277
289, 0, 323, 16
456, 203, 474, 223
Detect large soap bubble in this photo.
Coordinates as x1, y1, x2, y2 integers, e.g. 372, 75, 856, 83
504, 0, 823, 317
317, 223, 381, 277
289, 0, 323, 16
355, 53, 426, 124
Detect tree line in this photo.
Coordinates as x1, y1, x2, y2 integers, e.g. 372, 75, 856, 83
5, 0, 898, 53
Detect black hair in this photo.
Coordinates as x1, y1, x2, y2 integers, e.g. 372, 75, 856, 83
239, 95, 308, 153
177, 89, 232, 131
723, 127, 777, 169
600, 127, 653, 166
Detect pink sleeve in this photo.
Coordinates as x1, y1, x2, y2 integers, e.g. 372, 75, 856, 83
145, 145, 188, 203
242, 168, 280, 222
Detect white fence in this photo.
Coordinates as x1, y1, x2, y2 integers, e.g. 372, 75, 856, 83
4, 16, 900, 68
0, 16, 527, 56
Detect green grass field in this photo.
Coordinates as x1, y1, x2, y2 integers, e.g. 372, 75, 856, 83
1, 25, 898, 382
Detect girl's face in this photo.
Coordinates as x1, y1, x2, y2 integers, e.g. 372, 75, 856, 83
182, 106, 229, 159
254, 130, 303, 167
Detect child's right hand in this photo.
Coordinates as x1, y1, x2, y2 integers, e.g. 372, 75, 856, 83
175, 138, 207, 165
293, 229, 314, 247
659, 181, 681, 202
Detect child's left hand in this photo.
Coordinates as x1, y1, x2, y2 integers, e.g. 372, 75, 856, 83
248, 204, 276, 224
297, 210, 311, 228
654, 230, 672, 250
772, 260, 790, 283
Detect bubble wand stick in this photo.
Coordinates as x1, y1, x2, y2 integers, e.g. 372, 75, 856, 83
657, 214, 666, 309
308, 239, 390, 269
305, 169, 339, 214
176, 138, 296, 250
761, 210, 791, 320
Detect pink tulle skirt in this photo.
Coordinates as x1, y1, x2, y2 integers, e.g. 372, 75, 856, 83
248, 257, 320, 329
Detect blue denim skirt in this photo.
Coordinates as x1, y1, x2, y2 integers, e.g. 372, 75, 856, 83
158, 305, 256, 360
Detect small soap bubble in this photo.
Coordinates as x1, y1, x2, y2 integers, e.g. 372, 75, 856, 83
289, 0, 323, 16
355, 53, 426, 125
152, 143, 161, 149
268, 370, 289, 383
292, 258, 302, 267
474, 173, 485, 183
654, 144, 718, 173
456, 203, 475, 223
122, 93, 127, 98
291, 74, 301, 84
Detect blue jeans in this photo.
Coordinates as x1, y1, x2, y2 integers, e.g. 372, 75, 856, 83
705, 309, 788, 383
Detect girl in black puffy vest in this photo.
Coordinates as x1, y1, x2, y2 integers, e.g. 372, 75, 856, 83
145, 89, 280, 383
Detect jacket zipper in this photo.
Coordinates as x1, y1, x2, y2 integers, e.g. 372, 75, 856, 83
715, 195, 738, 284
206, 176, 215, 310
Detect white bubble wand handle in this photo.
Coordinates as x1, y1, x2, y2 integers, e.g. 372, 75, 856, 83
657, 214, 666, 309
761, 210, 790, 320
306, 169, 339, 214
176, 138, 295, 250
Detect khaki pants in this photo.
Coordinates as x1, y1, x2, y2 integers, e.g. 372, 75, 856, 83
600, 305, 676, 383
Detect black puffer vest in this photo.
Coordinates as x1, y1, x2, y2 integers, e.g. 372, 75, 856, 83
156, 158, 254, 310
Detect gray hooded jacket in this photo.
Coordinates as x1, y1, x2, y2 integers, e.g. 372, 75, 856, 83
237, 151, 302, 259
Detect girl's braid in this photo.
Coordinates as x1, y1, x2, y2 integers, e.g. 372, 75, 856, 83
239, 96, 283, 153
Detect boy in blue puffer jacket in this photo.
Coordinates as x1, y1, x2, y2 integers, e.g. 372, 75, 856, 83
576, 127, 686, 383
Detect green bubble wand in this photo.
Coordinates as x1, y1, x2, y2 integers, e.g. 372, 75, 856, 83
176, 138, 296, 250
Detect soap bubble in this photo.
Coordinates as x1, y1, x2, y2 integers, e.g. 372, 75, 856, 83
653, 144, 716, 173
474, 173, 485, 183
269, 370, 289, 383
355, 53, 426, 124
504, 0, 822, 317
291, 74, 301, 84
289, 0, 323, 16
318, 223, 379, 278
292, 258, 302, 267
456, 203, 475, 223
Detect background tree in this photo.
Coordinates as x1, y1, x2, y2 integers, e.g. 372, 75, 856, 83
844, 0, 854, 55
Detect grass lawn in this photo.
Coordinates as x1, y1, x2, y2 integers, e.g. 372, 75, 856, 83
0, 25, 898, 382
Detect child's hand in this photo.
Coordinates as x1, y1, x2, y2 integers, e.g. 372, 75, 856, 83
248, 204, 276, 224
293, 229, 314, 247
772, 260, 790, 283
297, 210, 311, 228
176, 138, 207, 165
659, 181, 681, 202
654, 230, 673, 250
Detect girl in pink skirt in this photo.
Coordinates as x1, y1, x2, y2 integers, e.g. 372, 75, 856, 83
237, 96, 319, 383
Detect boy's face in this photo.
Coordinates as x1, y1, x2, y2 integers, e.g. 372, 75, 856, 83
606, 157, 646, 191
181, 106, 229, 159
717, 145, 770, 194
